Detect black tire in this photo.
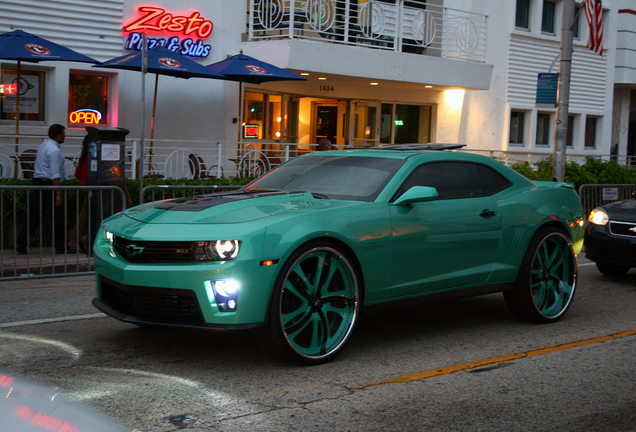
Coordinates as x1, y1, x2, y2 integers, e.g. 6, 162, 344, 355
504, 226, 577, 323
266, 241, 360, 365
595, 262, 630, 277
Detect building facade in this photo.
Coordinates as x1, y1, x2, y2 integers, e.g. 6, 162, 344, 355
0, 0, 631, 179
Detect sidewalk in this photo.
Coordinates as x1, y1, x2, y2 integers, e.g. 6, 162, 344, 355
0, 247, 94, 278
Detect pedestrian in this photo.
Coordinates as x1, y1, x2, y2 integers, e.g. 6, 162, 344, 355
16, 124, 67, 254
318, 138, 333, 151
67, 135, 90, 253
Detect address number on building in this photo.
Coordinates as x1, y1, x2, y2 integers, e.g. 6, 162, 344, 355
319, 85, 335, 92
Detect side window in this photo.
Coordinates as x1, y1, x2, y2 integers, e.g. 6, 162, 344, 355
397, 162, 485, 200
478, 165, 512, 195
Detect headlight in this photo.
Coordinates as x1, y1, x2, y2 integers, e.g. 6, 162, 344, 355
193, 240, 240, 261
205, 279, 239, 312
588, 208, 609, 226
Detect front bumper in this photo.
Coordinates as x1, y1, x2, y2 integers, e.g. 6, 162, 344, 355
94, 230, 281, 329
584, 224, 636, 268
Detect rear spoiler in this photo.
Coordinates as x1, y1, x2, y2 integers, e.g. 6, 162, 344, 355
534, 181, 574, 189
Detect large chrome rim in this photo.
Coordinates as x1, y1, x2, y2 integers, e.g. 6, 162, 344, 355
530, 233, 577, 318
279, 247, 359, 360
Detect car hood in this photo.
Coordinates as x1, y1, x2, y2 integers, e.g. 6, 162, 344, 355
122, 190, 361, 224
603, 199, 636, 223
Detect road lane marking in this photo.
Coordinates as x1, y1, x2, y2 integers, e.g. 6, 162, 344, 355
0, 313, 106, 328
355, 328, 636, 390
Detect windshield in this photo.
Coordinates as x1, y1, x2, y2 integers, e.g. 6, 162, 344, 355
246, 155, 405, 202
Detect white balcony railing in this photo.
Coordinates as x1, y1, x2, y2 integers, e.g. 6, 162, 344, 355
248, 0, 488, 62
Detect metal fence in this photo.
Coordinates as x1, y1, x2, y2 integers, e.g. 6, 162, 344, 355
578, 184, 636, 217
0, 185, 126, 280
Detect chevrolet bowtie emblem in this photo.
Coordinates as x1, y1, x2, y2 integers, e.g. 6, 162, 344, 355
630, 227, 636, 233
126, 244, 145, 255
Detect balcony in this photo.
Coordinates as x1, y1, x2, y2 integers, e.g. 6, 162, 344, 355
247, 0, 488, 63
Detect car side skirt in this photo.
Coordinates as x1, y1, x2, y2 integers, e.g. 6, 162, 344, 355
362, 282, 514, 315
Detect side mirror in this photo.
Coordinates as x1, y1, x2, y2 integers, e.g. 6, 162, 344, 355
393, 186, 439, 206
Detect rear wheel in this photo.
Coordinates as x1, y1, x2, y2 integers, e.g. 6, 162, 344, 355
504, 227, 577, 323
595, 262, 630, 277
266, 242, 360, 365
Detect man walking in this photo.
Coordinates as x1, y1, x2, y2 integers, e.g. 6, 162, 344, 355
16, 124, 67, 254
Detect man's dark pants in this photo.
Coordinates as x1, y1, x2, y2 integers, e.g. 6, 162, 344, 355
17, 178, 65, 252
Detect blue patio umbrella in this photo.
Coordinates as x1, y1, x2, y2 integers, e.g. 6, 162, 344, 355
206, 51, 306, 141
95, 46, 227, 154
0, 29, 99, 174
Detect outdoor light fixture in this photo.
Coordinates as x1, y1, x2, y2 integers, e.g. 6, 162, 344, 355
205, 279, 240, 312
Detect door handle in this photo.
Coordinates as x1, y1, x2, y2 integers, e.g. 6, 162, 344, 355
480, 210, 497, 218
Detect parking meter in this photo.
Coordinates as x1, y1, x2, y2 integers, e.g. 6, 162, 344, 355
85, 127, 129, 251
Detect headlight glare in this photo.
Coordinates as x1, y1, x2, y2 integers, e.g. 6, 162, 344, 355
588, 208, 609, 226
194, 240, 240, 261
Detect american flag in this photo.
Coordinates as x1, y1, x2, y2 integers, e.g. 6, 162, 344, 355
584, 0, 603, 55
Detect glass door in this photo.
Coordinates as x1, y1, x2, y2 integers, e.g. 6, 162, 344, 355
351, 101, 380, 147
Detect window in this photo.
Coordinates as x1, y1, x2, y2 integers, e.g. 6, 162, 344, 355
541, 0, 556, 34
516, 0, 530, 29
573, 5, 581, 38
68, 73, 109, 125
478, 165, 512, 195
398, 162, 485, 200
1, 68, 45, 121
394, 104, 431, 144
566, 115, 575, 148
536, 112, 551, 145
244, 92, 264, 139
509, 111, 525, 145
380, 103, 432, 145
585, 117, 597, 148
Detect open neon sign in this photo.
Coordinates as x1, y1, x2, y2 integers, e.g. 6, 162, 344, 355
69, 109, 102, 124
123, 6, 213, 58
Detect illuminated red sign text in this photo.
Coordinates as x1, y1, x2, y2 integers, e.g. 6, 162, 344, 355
69, 109, 102, 124
124, 7, 213, 39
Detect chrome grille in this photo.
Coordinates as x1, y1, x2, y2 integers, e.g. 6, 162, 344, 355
609, 221, 636, 238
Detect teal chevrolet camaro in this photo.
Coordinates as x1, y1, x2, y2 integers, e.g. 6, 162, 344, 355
93, 145, 585, 364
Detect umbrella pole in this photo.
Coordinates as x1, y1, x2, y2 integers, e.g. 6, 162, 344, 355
14, 60, 21, 178
149, 72, 158, 165
237, 77, 243, 148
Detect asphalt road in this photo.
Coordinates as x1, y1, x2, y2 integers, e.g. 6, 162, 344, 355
1, 259, 635, 432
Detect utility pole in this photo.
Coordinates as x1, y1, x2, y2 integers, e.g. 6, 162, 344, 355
553, 0, 575, 182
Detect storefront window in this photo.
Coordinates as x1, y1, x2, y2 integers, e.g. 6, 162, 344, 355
68, 73, 109, 126
268, 94, 282, 140
1, 69, 45, 121
380, 104, 392, 144
244, 92, 264, 139
394, 104, 431, 144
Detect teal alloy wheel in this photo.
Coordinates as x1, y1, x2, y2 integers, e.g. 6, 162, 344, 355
267, 242, 360, 365
504, 227, 577, 323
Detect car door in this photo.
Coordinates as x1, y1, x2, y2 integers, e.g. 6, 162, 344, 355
389, 161, 504, 297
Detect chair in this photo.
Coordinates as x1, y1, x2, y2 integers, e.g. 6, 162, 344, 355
19, 149, 38, 179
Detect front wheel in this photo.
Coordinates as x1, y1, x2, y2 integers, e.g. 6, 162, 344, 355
266, 242, 360, 365
504, 227, 577, 323
596, 262, 630, 277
